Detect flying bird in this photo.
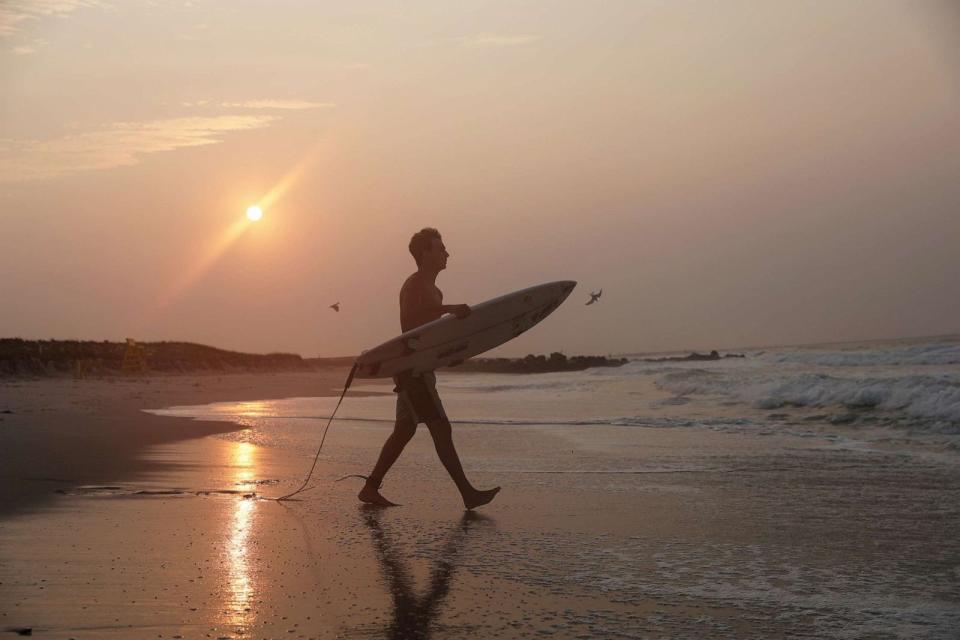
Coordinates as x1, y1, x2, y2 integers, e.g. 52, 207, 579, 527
585, 290, 602, 306
330, 302, 340, 312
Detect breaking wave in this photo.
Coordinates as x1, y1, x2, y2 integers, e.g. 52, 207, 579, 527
655, 369, 960, 428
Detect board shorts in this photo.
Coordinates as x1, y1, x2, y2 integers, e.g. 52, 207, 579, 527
394, 371, 447, 425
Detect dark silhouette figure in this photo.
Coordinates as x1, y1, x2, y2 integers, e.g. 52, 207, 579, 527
585, 289, 602, 305
330, 302, 341, 312
361, 506, 489, 639
358, 228, 500, 509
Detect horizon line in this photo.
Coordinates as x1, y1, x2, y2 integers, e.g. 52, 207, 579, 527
2, 331, 958, 360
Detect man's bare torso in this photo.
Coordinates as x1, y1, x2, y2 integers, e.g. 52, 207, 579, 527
400, 272, 443, 332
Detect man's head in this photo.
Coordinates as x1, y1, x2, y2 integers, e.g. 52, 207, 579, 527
409, 227, 449, 272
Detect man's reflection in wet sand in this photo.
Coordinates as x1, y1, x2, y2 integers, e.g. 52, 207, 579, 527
361, 506, 491, 640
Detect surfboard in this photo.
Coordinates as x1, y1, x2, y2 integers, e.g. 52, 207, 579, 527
354, 280, 577, 379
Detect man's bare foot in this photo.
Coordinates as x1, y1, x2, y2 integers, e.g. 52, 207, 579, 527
358, 483, 399, 507
463, 486, 500, 510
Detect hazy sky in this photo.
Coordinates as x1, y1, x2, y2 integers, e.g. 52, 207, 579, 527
2, 1, 958, 356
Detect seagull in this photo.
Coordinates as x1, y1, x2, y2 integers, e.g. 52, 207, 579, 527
585, 289, 602, 306
330, 302, 340, 312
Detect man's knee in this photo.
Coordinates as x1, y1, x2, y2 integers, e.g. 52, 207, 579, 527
425, 418, 452, 439
394, 419, 417, 442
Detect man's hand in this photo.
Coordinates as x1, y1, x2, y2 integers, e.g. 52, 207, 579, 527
447, 304, 471, 319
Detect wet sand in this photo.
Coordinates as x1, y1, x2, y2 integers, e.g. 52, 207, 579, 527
1, 373, 959, 638
0, 371, 367, 517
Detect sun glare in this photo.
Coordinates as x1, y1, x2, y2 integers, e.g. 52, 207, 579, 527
246, 205, 263, 221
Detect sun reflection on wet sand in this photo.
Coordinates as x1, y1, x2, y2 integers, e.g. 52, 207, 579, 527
209, 400, 272, 420
223, 441, 257, 631
234, 401, 271, 419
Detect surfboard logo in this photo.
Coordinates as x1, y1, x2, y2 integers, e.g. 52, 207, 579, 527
529, 301, 555, 324
402, 337, 421, 355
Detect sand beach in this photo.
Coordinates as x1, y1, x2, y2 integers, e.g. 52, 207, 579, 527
2, 350, 958, 639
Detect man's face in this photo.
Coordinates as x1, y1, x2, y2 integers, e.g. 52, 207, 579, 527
422, 238, 449, 271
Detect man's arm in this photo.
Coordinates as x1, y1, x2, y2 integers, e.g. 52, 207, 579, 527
401, 280, 470, 330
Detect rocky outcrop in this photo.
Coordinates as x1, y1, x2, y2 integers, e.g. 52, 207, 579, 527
640, 350, 745, 363
453, 352, 628, 374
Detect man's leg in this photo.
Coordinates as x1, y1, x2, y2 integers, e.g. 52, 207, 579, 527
359, 418, 416, 506
425, 418, 500, 510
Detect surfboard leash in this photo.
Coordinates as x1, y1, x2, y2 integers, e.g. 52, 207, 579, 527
277, 361, 358, 501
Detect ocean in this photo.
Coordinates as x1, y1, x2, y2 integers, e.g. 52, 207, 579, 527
154, 335, 960, 459
139, 335, 960, 638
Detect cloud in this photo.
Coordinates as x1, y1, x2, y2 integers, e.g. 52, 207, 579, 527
0, 0, 105, 37
0, 115, 277, 183
8, 35, 45, 54
220, 100, 336, 110
461, 33, 541, 47
174, 21, 209, 42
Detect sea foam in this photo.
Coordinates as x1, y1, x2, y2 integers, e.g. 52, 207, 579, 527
655, 368, 960, 427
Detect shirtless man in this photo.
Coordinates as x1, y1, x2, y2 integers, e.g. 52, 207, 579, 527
358, 228, 501, 509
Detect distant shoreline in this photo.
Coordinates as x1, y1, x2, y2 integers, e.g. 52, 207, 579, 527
0, 338, 354, 377
451, 353, 628, 374
5, 334, 958, 379
620, 332, 960, 360
0, 338, 627, 378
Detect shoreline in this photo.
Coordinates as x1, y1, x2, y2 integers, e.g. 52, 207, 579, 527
1, 338, 630, 377
0, 369, 373, 518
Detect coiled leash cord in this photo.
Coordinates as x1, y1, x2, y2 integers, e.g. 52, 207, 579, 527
277, 362, 358, 501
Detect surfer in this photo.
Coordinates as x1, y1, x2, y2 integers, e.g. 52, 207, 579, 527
358, 227, 501, 509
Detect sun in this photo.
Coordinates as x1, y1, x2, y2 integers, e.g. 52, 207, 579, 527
246, 205, 263, 221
